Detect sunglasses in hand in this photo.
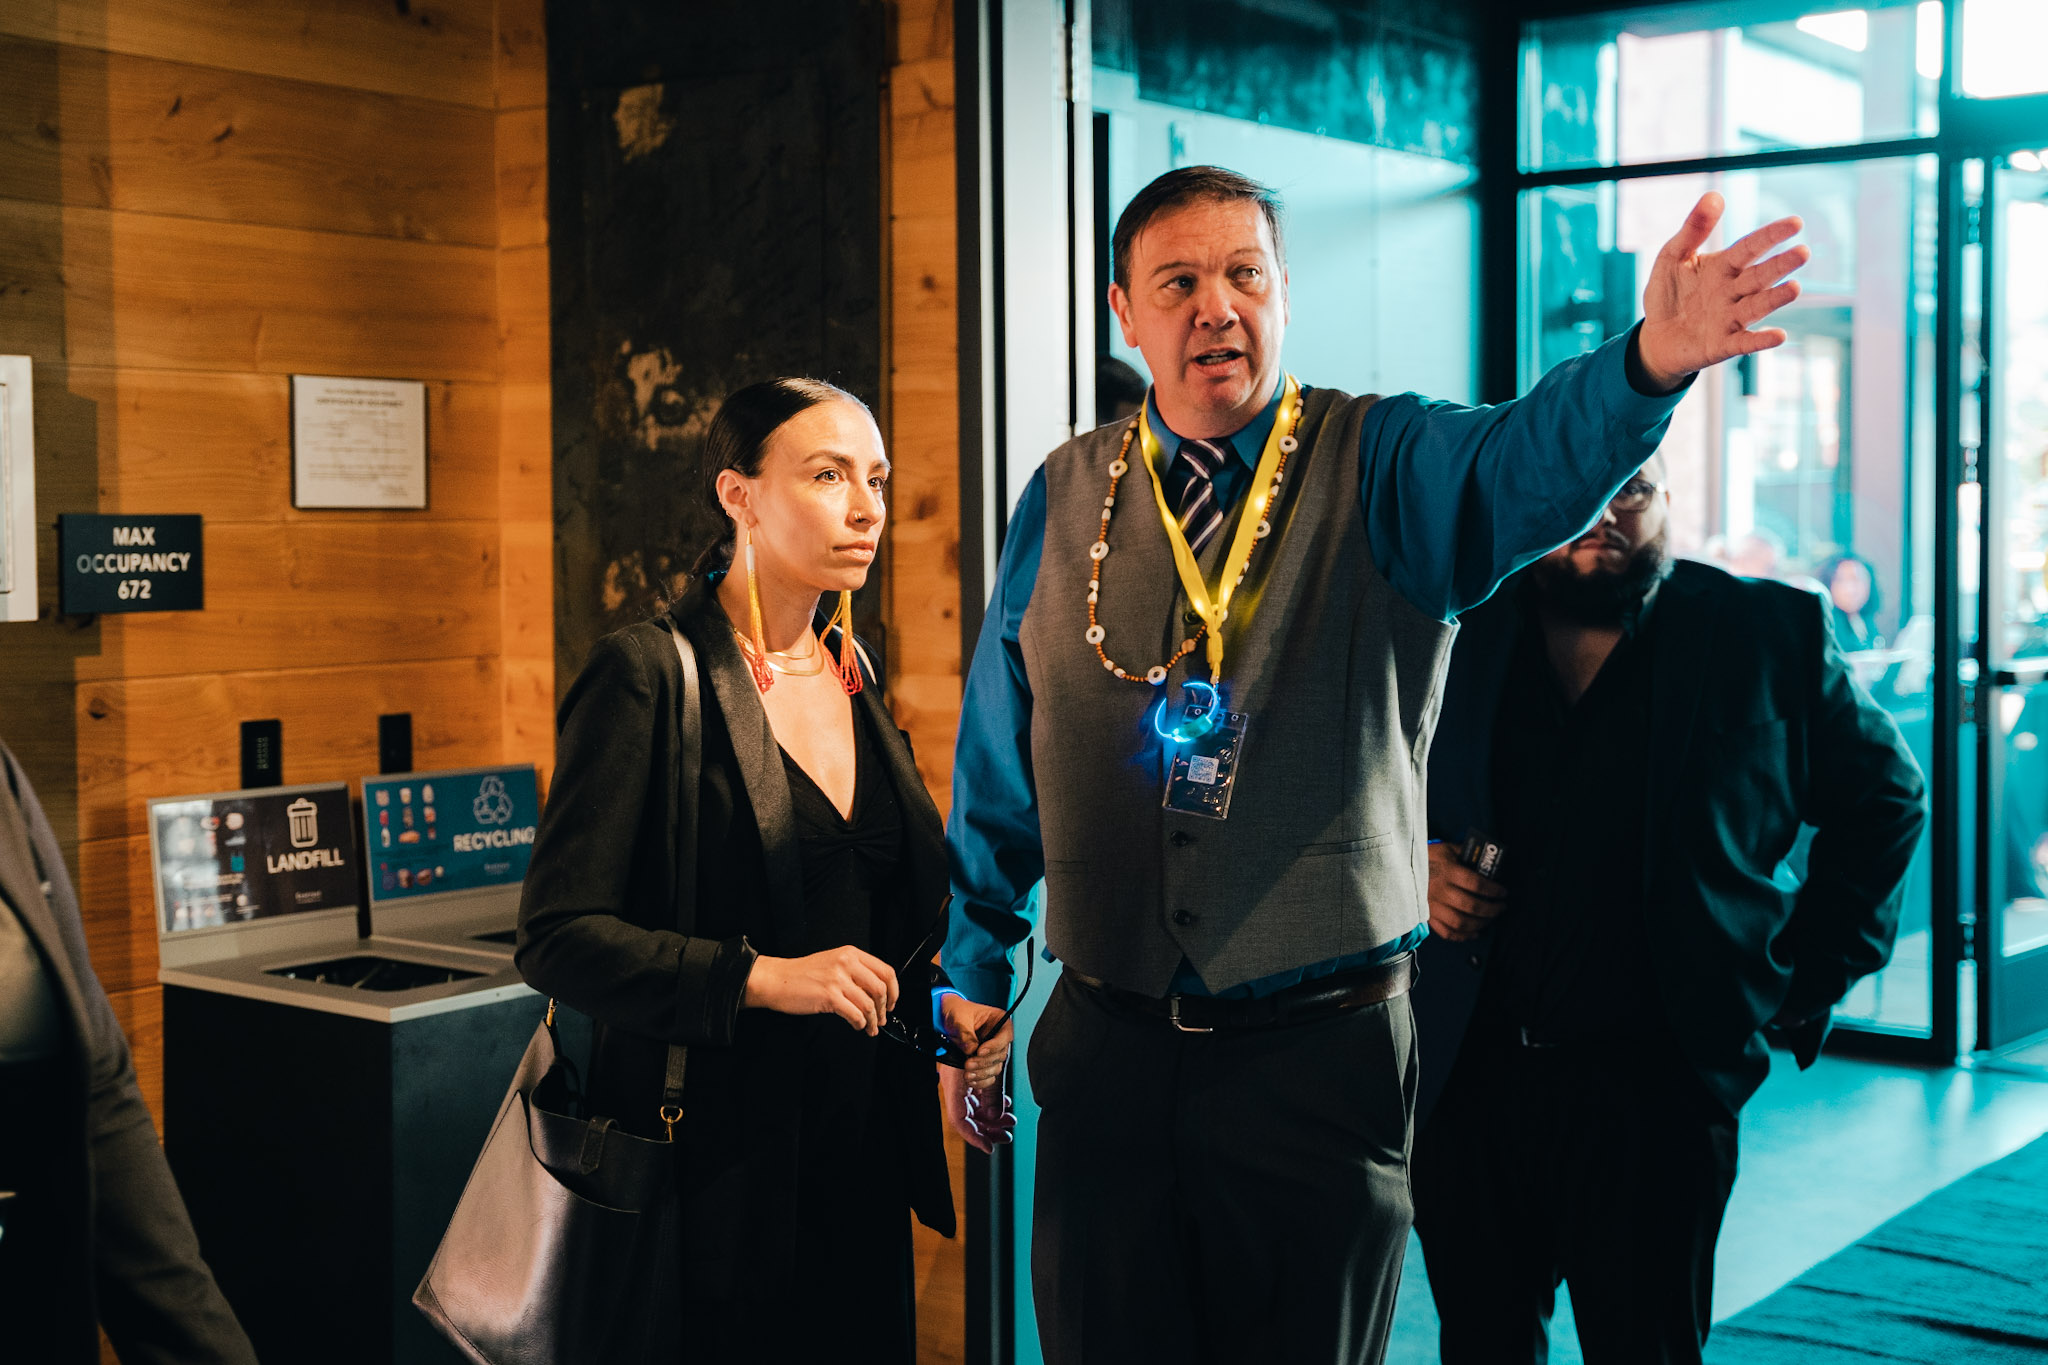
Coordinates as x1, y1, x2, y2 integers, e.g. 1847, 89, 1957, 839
879, 923, 1036, 1070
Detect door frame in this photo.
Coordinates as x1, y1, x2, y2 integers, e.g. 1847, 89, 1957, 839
1969, 143, 2048, 1054
957, 1, 1094, 1360
1490, 2, 2048, 1067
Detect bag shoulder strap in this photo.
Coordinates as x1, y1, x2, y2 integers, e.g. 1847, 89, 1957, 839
669, 618, 703, 929
659, 617, 702, 1137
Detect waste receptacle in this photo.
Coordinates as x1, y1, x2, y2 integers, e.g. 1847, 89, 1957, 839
150, 781, 547, 1365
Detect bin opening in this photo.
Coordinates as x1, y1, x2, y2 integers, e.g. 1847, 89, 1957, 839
265, 955, 484, 991
468, 929, 519, 946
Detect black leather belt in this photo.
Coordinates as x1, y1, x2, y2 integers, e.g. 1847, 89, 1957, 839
1065, 952, 1416, 1033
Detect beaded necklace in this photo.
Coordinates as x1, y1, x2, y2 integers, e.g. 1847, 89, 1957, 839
1085, 383, 1305, 686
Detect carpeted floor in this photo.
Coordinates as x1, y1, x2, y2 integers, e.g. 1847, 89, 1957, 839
1705, 1131, 2048, 1363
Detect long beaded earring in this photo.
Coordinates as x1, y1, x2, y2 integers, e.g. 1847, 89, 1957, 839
830, 590, 863, 696
741, 523, 774, 693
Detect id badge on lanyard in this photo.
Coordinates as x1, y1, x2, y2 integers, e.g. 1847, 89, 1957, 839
1159, 686, 1250, 820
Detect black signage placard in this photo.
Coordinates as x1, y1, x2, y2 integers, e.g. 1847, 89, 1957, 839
151, 784, 357, 934
59, 513, 204, 613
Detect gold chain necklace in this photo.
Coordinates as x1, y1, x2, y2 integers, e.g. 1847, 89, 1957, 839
1086, 396, 1304, 685
733, 627, 827, 677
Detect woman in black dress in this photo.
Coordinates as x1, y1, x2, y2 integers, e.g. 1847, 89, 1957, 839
516, 378, 988, 1361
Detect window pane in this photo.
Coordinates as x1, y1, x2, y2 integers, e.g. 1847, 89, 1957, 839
1988, 161, 2048, 965
1962, 0, 2048, 99
1095, 72, 1478, 406
1523, 0, 1938, 172
1990, 160, 2048, 668
1521, 156, 1940, 1033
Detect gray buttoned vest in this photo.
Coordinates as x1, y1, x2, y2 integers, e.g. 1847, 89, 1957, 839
1018, 386, 1457, 995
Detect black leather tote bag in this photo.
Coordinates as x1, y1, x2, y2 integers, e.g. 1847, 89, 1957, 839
414, 620, 702, 1364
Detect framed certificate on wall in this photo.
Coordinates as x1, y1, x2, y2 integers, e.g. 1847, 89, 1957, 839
290, 374, 429, 510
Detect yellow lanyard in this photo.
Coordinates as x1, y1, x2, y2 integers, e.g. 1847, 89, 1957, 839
1136, 375, 1301, 682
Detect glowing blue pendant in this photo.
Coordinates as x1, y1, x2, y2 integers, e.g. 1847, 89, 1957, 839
1153, 680, 1221, 744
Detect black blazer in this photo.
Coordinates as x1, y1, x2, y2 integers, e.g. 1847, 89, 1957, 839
515, 578, 956, 1246
1415, 560, 1928, 1123
0, 744, 257, 1365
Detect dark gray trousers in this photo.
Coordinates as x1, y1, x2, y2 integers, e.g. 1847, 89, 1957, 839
1028, 973, 1418, 1365
1411, 1025, 1738, 1365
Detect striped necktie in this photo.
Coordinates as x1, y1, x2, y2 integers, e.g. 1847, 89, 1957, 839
1171, 437, 1229, 557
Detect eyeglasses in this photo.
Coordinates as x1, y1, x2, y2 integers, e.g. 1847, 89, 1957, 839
1609, 479, 1665, 514
879, 921, 1036, 1070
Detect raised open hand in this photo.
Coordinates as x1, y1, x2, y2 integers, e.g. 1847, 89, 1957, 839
1636, 192, 1810, 393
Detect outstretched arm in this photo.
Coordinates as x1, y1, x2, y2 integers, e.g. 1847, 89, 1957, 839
1637, 192, 1810, 390
1363, 193, 1810, 619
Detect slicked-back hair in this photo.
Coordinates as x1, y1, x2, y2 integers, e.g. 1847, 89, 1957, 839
1111, 165, 1284, 293
690, 377, 868, 577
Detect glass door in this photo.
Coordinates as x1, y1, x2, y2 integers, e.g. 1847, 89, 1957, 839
1973, 151, 2048, 1050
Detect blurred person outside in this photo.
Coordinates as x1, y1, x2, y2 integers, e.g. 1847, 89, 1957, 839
939, 163, 1813, 1364
1815, 550, 1883, 650
1729, 527, 1786, 579
0, 741, 258, 1365
1411, 457, 1927, 1364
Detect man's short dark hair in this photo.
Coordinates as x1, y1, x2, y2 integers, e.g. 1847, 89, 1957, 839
1111, 165, 1285, 293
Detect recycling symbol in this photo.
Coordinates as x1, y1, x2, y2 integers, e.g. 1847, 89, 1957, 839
473, 775, 515, 826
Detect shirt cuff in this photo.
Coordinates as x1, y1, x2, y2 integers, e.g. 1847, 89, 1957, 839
943, 964, 1015, 1010
1622, 321, 1698, 400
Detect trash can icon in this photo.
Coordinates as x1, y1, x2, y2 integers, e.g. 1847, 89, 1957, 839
287, 797, 319, 849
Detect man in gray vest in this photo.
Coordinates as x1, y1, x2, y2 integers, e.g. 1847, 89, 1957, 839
935, 165, 1810, 1363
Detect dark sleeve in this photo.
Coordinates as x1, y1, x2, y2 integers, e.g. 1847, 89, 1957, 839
514, 631, 757, 1047
3, 750, 259, 1365
1776, 595, 1929, 1029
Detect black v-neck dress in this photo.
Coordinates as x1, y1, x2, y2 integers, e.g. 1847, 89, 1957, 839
771, 701, 918, 1361
781, 698, 905, 955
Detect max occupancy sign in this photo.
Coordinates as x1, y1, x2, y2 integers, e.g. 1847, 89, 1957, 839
151, 784, 356, 934
361, 765, 539, 902
59, 514, 204, 613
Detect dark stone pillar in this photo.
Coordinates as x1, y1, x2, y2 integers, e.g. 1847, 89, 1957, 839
548, 1, 889, 696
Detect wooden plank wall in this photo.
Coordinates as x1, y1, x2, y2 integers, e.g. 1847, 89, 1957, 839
889, 1, 970, 1359
0, 0, 969, 1352
890, 0, 963, 819
0, 0, 552, 1132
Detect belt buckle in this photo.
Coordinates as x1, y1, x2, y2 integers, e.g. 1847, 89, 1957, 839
1168, 996, 1213, 1034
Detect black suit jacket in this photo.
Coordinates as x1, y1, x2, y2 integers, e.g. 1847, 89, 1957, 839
515, 578, 957, 1259
0, 744, 257, 1365
1415, 560, 1928, 1123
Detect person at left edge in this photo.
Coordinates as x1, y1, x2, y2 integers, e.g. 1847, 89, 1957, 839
516, 379, 956, 1364
937, 165, 1811, 1364
0, 739, 259, 1365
